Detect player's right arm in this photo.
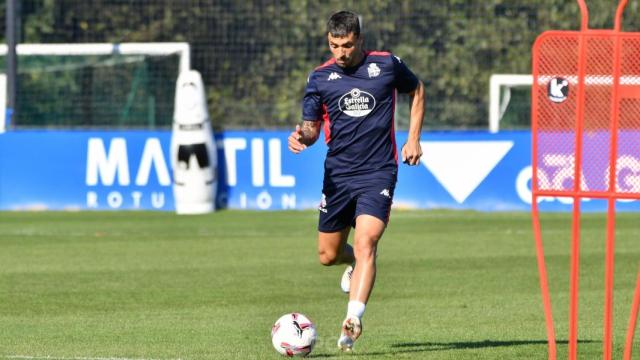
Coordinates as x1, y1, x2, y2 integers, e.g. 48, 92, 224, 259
289, 71, 323, 154
288, 121, 321, 154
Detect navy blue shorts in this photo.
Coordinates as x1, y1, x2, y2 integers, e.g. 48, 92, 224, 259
318, 174, 397, 233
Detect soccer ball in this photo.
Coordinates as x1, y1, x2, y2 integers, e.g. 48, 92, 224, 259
271, 313, 317, 357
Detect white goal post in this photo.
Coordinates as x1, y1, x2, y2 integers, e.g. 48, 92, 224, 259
489, 73, 640, 133
488, 74, 532, 133
0, 42, 191, 133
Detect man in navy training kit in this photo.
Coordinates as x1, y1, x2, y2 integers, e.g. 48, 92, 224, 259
288, 10, 425, 351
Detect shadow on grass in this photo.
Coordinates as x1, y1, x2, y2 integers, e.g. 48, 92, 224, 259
309, 339, 597, 358
391, 339, 596, 351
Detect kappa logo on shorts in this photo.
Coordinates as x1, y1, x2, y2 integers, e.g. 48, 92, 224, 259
339, 88, 376, 117
379, 188, 391, 198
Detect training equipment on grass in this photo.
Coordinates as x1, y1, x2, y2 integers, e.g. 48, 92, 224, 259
531, 0, 640, 359
271, 313, 317, 357
170, 70, 218, 214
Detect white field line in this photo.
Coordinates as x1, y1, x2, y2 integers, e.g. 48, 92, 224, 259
6, 356, 184, 360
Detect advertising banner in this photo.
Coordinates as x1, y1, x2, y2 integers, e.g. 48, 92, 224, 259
1, 130, 638, 211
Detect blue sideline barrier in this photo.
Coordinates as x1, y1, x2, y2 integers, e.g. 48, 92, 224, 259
0, 130, 638, 211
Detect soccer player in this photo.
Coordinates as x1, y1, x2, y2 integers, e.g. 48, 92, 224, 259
287, 10, 424, 351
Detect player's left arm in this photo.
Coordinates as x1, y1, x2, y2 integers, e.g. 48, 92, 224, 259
402, 80, 425, 166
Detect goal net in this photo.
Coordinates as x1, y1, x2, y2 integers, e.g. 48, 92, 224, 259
488, 74, 532, 133
0, 43, 190, 131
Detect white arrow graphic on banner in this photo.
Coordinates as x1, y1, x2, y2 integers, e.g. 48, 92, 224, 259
419, 141, 514, 204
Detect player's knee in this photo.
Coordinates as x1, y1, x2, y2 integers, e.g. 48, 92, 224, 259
353, 246, 376, 262
353, 236, 378, 262
318, 249, 339, 266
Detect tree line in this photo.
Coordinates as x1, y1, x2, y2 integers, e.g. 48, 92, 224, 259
3, 0, 639, 129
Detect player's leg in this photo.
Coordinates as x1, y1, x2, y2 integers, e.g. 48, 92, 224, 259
338, 215, 384, 348
318, 229, 355, 295
338, 177, 394, 351
350, 214, 385, 304
317, 183, 356, 292
317, 229, 355, 293
317, 228, 354, 266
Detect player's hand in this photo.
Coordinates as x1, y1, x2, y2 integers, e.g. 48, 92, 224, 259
288, 125, 307, 154
401, 140, 422, 166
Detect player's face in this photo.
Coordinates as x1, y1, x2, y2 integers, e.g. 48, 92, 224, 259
328, 32, 363, 68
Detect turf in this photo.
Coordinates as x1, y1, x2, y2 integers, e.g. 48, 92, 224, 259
1, 210, 639, 359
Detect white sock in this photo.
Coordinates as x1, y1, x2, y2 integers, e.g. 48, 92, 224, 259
347, 301, 366, 319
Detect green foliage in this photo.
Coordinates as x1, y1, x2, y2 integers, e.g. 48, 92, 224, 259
5, 0, 640, 129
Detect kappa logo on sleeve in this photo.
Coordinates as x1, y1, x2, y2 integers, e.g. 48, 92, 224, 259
328, 72, 342, 81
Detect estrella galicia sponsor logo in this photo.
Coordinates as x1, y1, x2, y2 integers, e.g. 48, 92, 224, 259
339, 88, 376, 117
548, 77, 569, 103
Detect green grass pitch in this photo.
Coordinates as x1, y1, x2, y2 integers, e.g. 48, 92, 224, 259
1, 210, 640, 359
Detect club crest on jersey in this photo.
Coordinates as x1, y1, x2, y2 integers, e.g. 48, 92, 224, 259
367, 63, 381, 78
339, 88, 376, 117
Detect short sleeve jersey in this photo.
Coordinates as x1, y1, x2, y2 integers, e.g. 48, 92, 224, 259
302, 51, 419, 179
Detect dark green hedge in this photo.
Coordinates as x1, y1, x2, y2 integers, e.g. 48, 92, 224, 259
4, 0, 640, 129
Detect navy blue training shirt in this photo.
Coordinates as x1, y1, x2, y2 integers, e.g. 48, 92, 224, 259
302, 51, 419, 178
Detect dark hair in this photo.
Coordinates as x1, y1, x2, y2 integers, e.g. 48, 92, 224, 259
327, 11, 360, 37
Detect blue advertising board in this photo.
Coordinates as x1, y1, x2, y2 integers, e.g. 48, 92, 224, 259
0, 129, 639, 212
0, 131, 173, 211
